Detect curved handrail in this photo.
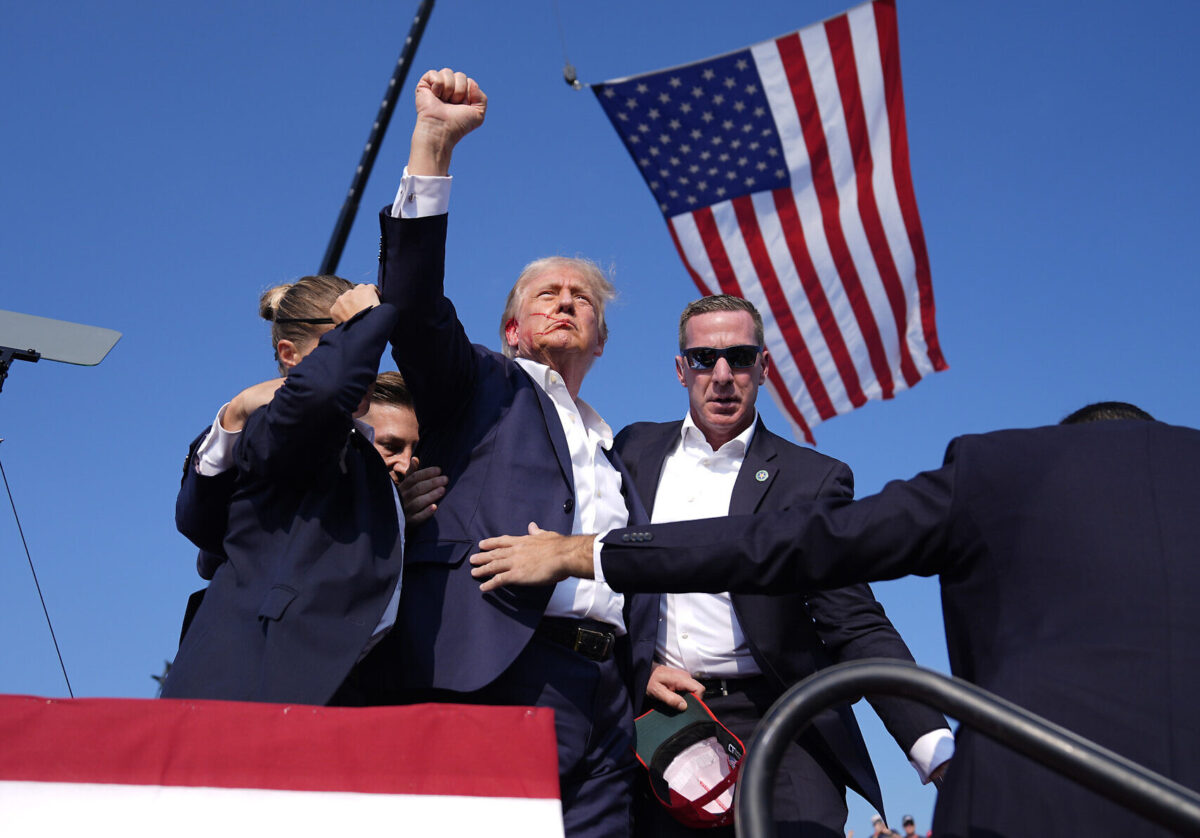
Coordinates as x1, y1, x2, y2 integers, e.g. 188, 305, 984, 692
734, 660, 1200, 837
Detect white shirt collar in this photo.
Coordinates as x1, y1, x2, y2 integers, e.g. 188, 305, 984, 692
515, 357, 614, 450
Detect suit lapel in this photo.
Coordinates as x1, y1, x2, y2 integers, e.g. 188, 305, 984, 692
635, 422, 681, 517
526, 367, 575, 489
730, 417, 779, 515
603, 448, 649, 525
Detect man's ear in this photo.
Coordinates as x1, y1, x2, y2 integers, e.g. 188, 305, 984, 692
759, 348, 770, 384
504, 318, 519, 349
277, 339, 302, 370
675, 355, 688, 386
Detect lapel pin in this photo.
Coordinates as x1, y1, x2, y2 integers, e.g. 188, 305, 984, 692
755, 469, 769, 482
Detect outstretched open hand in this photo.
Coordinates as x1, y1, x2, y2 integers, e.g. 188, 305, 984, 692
469, 522, 596, 592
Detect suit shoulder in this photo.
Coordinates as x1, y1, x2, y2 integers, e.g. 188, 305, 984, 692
615, 420, 679, 455
759, 426, 849, 471
949, 420, 1200, 463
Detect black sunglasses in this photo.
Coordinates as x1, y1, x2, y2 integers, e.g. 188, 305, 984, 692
274, 316, 335, 325
681, 345, 762, 370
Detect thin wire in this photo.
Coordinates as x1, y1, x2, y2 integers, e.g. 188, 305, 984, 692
551, 0, 585, 90
551, 0, 571, 64
0, 450, 74, 697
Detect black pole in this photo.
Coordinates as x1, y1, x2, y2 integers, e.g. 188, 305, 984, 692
318, 0, 435, 276
735, 660, 1200, 838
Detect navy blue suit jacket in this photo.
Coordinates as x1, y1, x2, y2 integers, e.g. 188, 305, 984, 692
614, 418, 949, 815
165, 304, 403, 706
600, 420, 1200, 836
375, 211, 656, 705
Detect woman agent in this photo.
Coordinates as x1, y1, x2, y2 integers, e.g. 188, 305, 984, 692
164, 277, 404, 706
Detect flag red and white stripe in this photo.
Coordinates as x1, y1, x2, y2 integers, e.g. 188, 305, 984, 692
0, 694, 563, 836
594, 0, 945, 443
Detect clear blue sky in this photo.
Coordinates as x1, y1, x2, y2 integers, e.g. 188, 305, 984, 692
2, 1, 1197, 830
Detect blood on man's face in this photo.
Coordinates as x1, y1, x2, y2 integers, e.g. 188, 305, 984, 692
505, 269, 604, 365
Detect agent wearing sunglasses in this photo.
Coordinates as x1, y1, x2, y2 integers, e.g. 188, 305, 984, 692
606, 295, 953, 838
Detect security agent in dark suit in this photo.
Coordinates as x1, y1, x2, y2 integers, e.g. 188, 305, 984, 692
617, 296, 950, 838
166, 281, 404, 706
369, 68, 657, 838
472, 403, 1198, 837
173, 371, 421, 647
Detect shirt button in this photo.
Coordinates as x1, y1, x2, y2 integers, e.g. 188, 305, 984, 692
681, 632, 689, 639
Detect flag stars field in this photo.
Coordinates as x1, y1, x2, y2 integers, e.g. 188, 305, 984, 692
599, 49, 792, 216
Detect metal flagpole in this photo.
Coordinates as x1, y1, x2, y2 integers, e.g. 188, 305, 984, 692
318, 0, 436, 276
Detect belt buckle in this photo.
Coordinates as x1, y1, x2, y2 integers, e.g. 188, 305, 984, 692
711, 679, 730, 697
573, 627, 613, 661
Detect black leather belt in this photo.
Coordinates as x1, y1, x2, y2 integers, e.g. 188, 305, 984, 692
695, 675, 766, 698
537, 617, 617, 662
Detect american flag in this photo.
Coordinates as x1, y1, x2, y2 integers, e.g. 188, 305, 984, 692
593, 0, 946, 443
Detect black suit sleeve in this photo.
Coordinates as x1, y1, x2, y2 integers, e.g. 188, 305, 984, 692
377, 211, 477, 433
176, 429, 235, 559
235, 303, 397, 481
809, 583, 951, 751
176, 304, 397, 558
802, 462, 952, 751
599, 459, 959, 594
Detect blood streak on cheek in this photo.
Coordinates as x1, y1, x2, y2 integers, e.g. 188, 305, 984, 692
531, 312, 572, 336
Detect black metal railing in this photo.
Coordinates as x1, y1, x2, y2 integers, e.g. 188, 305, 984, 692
735, 660, 1200, 837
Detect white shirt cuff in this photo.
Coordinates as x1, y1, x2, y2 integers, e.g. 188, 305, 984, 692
592, 530, 610, 584
908, 728, 955, 783
390, 166, 452, 218
193, 403, 239, 477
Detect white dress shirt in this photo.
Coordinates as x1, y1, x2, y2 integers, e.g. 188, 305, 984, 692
514, 359, 628, 633
653, 414, 761, 678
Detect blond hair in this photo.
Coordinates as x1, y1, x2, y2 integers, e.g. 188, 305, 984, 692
259, 275, 353, 374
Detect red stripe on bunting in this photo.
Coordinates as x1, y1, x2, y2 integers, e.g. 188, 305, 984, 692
770, 187, 868, 409
0, 695, 560, 799
873, 0, 947, 372
775, 31, 895, 400
825, 13, 920, 389
730, 195, 836, 420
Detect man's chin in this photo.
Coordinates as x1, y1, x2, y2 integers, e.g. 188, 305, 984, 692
537, 336, 589, 357
702, 409, 749, 435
